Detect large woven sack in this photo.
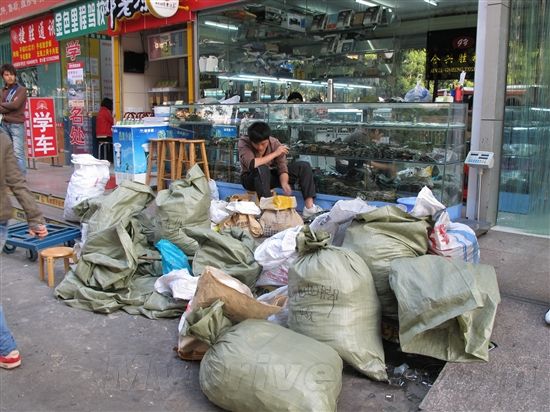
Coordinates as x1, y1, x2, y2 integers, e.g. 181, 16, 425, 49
342, 205, 430, 318
389, 255, 500, 362
186, 301, 343, 412
155, 165, 211, 256
288, 226, 387, 381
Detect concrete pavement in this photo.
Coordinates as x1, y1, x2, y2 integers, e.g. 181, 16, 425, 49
1, 229, 548, 411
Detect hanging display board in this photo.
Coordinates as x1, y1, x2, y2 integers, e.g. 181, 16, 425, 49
426, 28, 476, 81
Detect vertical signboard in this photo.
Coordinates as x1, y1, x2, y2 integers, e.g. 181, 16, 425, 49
25, 98, 58, 158
10, 15, 60, 69
100, 40, 113, 100
63, 38, 92, 154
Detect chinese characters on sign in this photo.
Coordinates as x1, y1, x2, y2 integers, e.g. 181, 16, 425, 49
69, 106, 86, 146
10, 15, 60, 69
106, 0, 149, 30
425, 28, 477, 81
54, 0, 108, 40
25, 98, 58, 158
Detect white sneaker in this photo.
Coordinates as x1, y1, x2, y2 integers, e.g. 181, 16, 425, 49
303, 204, 324, 218
545, 309, 550, 325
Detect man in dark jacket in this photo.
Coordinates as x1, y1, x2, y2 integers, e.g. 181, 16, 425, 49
0, 63, 28, 174
0, 131, 48, 369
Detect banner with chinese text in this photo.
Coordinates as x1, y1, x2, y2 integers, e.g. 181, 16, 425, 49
25, 98, 58, 158
54, 0, 108, 41
426, 28, 476, 81
11, 15, 60, 69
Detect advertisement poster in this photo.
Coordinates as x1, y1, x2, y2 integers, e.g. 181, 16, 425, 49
11, 15, 60, 69
100, 40, 113, 99
25, 98, 58, 158
67, 62, 84, 84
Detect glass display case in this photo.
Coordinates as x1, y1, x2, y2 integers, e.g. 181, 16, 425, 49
498, 106, 549, 214
170, 102, 468, 206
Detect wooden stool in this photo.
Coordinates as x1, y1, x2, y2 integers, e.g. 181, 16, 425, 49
145, 138, 179, 190
38, 247, 77, 288
175, 139, 210, 180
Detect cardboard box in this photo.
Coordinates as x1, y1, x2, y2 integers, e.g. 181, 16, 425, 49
112, 125, 193, 184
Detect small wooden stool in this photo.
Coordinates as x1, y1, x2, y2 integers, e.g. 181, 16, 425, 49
38, 247, 77, 287
175, 139, 210, 180
145, 138, 179, 190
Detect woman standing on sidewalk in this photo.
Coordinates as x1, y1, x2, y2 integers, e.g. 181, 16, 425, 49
0, 63, 27, 174
0, 131, 48, 369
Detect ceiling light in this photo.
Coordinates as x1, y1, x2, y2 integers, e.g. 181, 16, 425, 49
204, 21, 239, 31
355, 0, 378, 7
423, 0, 438, 6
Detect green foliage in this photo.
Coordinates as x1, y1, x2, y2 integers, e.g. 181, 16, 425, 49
395, 49, 428, 97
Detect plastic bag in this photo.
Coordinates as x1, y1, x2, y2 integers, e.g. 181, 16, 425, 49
154, 269, 198, 300
254, 226, 302, 286
404, 81, 432, 102
64, 154, 110, 222
410, 186, 446, 218
310, 198, 376, 246
155, 239, 192, 274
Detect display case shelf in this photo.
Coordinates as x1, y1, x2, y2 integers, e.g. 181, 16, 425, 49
170, 102, 467, 207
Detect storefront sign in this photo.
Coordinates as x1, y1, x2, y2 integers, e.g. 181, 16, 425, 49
146, 0, 179, 18
25, 98, 58, 158
147, 29, 186, 61
106, 0, 149, 30
10, 15, 60, 69
426, 28, 476, 81
0, 0, 72, 26
106, 0, 192, 33
54, 0, 108, 40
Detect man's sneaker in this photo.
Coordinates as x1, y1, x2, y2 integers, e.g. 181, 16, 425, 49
545, 309, 550, 325
303, 204, 324, 218
0, 350, 21, 369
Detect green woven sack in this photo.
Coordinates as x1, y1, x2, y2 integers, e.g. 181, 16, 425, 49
187, 301, 343, 412
288, 226, 387, 381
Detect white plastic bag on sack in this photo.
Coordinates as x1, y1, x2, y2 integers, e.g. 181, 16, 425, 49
154, 269, 199, 300
226, 200, 261, 215
209, 200, 231, 224
430, 212, 480, 263
254, 226, 302, 286
410, 186, 446, 218
310, 198, 376, 246
63, 154, 110, 222
208, 179, 219, 200
257, 286, 289, 327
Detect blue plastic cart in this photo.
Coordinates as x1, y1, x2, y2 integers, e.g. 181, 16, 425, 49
2, 222, 81, 261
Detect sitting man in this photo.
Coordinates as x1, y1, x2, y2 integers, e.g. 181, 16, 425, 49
238, 121, 323, 218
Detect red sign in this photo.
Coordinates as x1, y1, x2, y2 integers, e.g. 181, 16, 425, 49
10, 15, 60, 69
25, 98, 58, 158
0, 0, 69, 26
